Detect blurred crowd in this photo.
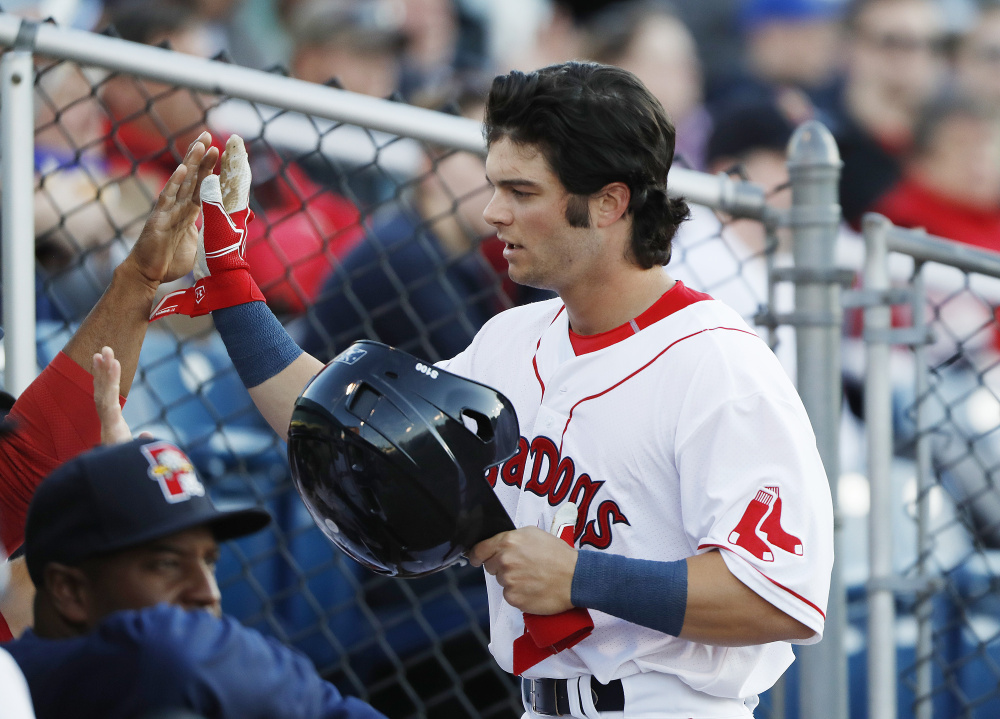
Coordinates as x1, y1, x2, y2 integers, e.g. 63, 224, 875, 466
12, 0, 1000, 342
4, 2, 1000, 716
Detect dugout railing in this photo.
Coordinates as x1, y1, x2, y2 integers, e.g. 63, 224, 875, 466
0, 13, 853, 719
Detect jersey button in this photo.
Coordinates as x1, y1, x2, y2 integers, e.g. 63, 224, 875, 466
559, 386, 567, 393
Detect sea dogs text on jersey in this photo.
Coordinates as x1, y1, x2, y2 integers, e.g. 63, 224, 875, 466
485, 435, 630, 550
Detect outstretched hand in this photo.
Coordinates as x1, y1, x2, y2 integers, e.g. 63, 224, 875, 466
123, 131, 220, 289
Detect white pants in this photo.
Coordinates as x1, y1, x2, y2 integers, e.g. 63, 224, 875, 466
520, 671, 757, 719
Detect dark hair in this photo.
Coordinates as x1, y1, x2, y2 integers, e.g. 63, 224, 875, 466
483, 61, 690, 268
105, 0, 196, 46
912, 91, 999, 156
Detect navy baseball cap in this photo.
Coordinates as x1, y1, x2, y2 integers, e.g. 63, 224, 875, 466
25, 437, 271, 585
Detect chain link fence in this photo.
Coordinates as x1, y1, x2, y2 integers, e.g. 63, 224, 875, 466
856, 215, 1000, 719
0, 16, 857, 719
23, 50, 533, 719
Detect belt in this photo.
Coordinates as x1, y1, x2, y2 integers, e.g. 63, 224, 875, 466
522, 676, 625, 716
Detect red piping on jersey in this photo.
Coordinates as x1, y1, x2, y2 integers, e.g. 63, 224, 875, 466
699, 543, 827, 620
557, 325, 759, 452
532, 306, 566, 396
569, 281, 713, 356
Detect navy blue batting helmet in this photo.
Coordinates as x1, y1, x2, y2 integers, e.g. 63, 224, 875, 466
287, 341, 518, 577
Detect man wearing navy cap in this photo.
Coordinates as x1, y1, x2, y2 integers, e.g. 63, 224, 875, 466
4, 437, 386, 719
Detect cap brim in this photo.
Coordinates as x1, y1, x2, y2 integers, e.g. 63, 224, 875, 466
78, 504, 273, 563
207, 506, 273, 542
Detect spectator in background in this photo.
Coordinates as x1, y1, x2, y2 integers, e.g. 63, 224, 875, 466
670, 98, 798, 368
955, 1, 1000, 111
826, 0, 949, 226
99, 0, 215, 187
397, 0, 492, 108
734, 0, 846, 113
489, 0, 596, 72
300, 147, 498, 362
583, 0, 713, 169
873, 93, 1000, 251
98, 0, 365, 317
288, 0, 406, 98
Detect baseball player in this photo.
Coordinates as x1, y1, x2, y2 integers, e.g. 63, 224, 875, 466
159, 62, 834, 717
0, 133, 220, 642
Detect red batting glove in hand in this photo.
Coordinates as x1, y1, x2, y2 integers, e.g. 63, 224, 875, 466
512, 503, 594, 676
150, 135, 264, 320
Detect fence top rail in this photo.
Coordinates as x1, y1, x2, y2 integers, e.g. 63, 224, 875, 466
863, 212, 1000, 279
0, 13, 769, 218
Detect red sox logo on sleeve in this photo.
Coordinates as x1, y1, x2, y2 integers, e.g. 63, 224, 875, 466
728, 485, 803, 561
141, 441, 206, 503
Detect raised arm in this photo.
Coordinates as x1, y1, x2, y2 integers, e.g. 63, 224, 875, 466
62, 132, 219, 394
142, 134, 324, 438
0, 134, 219, 560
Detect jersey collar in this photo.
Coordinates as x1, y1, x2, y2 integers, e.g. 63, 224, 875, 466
568, 281, 713, 356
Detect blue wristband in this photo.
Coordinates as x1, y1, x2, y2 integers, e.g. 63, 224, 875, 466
213, 302, 303, 388
571, 552, 687, 637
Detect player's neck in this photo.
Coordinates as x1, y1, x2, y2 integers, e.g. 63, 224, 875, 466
563, 268, 675, 336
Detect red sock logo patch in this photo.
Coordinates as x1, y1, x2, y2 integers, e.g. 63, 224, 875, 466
728, 486, 802, 561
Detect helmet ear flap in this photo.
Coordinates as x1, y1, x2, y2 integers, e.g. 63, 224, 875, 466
288, 341, 519, 578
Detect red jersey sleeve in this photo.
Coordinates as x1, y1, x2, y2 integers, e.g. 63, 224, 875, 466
0, 352, 122, 554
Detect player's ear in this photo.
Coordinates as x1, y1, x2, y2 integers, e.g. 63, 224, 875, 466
44, 562, 93, 627
591, 182, 630, 228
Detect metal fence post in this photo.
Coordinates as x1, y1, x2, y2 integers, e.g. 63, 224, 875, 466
909, 260, 933, 719
786, 120, 847, 719
861, 213, 896, 719
1, 23, 37, 395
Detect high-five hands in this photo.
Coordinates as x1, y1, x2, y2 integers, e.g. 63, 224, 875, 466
126, 132, 219, 292
150, 134, 264, 320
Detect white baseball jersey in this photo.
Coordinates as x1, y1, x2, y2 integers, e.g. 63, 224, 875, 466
438, 281, 834, 702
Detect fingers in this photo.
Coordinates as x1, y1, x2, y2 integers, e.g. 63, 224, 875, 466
93, 347, 133, 445
158, 163, 188, 206
193, 145, 220, 205
176, 138, 210, 204
467, 533, 503, 568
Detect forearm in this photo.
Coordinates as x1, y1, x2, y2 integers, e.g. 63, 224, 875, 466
61, 259, 157, 396
571, 549, 812, 646
212, 302, 323, 438
682, 550, 812, 645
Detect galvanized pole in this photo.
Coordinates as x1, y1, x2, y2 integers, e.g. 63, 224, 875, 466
910, 261, 933, 719
786, 121, 848, 719
1, 28, 37, 395
861, 213, 897, 719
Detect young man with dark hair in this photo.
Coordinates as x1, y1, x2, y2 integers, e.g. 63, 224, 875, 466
164, 61, 835, 717
4, 436, 387, 719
